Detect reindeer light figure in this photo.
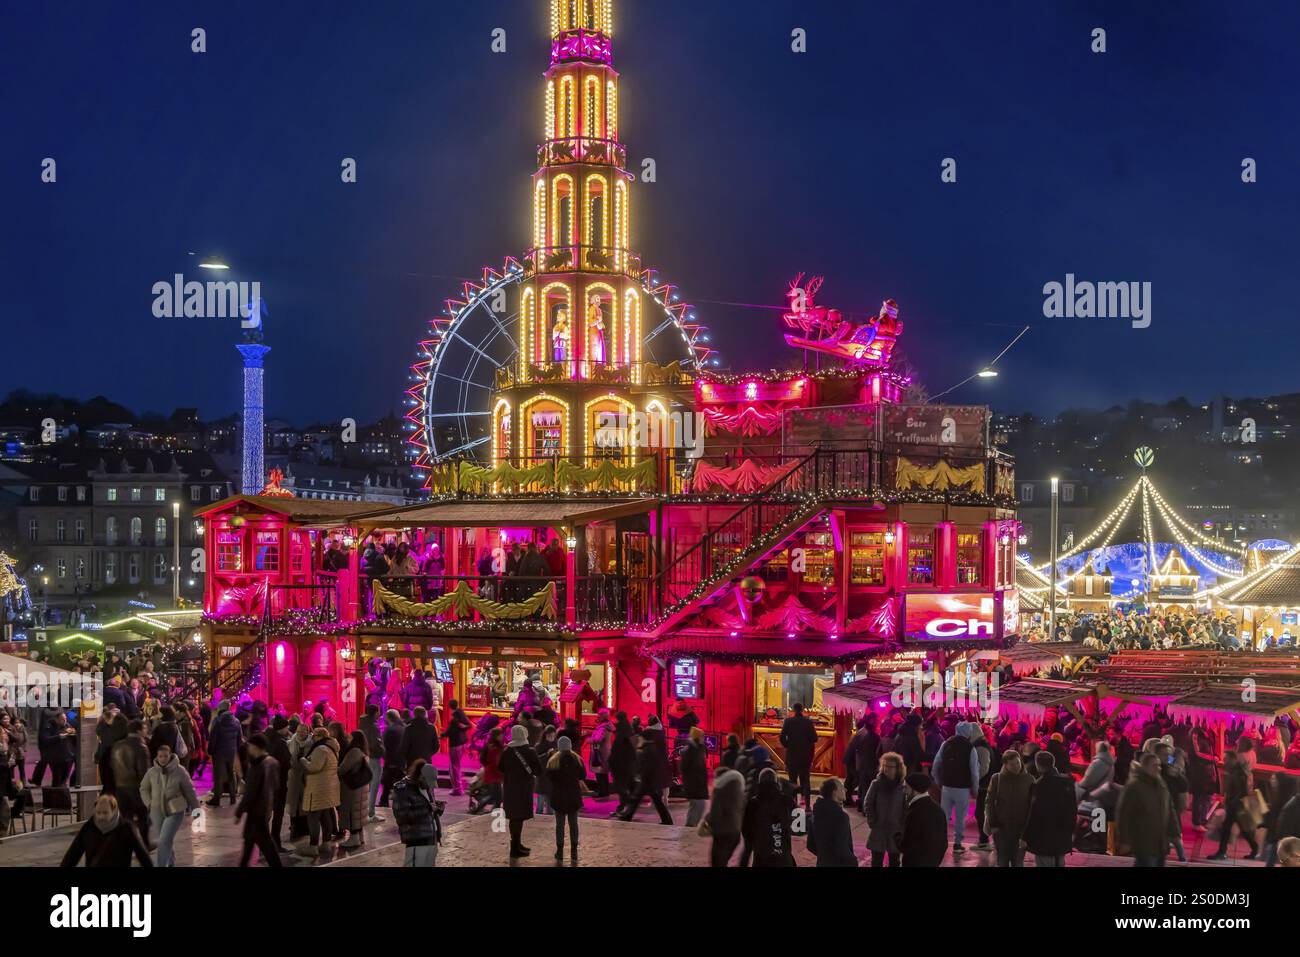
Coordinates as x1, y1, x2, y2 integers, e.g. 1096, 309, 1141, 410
781, 273, 904, 367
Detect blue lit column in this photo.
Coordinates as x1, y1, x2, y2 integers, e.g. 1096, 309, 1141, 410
237, 343, 271, 494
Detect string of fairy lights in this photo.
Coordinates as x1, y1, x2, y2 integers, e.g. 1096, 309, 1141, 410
1030, 473, 1250, 590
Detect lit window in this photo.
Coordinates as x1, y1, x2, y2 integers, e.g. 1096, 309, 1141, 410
154, 517, 167, 546
155, 488, 166, 502
75, 519, 85, 543
57, 558, 66, 579
217, 531, 243, 572
76, 486, 86, 502
131, 488, 142, 502
56, 520, 66, 542
107, 488, 118, 502
850, 531, 885, 585
907, 528, 934, 585
28, 487, 39, 502
956, 531, 984, 585
130, 517, 143, 545
254, 531, 280, 572
58, 486, 67, 502
105, 517, 118, 545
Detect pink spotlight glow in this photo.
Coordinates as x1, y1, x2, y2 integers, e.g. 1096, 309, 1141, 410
275, 642, 286, 665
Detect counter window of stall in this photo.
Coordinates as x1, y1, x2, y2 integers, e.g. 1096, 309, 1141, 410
907, 527, 935, 585
466, 660, 562, 711
849, 531, 886, 585
754, 662, 836, 728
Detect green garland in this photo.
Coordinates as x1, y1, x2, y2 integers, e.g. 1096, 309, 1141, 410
372, 579, 558, 621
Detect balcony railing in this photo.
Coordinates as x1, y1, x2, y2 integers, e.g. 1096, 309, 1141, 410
523, 244, 640, 278
536, 136, 627, 170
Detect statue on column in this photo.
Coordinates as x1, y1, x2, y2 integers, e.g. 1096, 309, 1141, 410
552, 306, 570, 363
588, 295, 606, 365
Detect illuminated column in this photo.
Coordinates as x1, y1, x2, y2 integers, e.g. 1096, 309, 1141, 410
237, 343, 271, 494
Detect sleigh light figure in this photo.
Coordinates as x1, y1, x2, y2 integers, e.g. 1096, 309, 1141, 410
782, 273, 903, 368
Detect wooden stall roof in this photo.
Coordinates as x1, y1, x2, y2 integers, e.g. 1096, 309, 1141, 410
194, 495, 389, 524
1167, 683, 1300, 717
993, 677, 1094, 723
341, 497, 662, 530
998, 642, 1102, 670
1213, 546, 1300, 606
821, 675, 899, 714
1079, 672, 1201, 700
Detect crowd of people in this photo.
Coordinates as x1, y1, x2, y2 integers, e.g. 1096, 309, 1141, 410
1025, 607, 1294, 652
12, 652, 1300, 869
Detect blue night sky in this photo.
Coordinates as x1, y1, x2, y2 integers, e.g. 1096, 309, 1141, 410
2, 0, 1297, 424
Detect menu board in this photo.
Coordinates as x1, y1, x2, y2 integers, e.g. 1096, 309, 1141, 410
670, 657, 702, 699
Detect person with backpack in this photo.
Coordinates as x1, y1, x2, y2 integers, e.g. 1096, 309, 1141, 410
931, 721, 981, 853
391, 758, 441, 866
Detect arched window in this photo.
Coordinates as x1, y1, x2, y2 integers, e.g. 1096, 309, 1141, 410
534, 180, 547, 248
154, 516, 167, 546
130, 516, 143, 546
105, 516, 118, 546
153, 554, 168, 584
585, 77, 600, 139
559, 77, 575, 139
552, 175, 574, 250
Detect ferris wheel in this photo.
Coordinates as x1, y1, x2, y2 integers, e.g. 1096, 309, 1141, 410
405, 257, 714, 471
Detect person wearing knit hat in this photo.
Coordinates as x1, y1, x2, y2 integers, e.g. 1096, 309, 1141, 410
546, 735, 585, 861
900, 772, 948, 867
501, 722, 543, 857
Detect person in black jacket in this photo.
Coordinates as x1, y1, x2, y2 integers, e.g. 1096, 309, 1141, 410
810, 778, 858, 866
1207, 750, 1259, 860
502, 724, 544, 857
61, 795, 153, 868
779, 703, 818, 809
399, 706, 440, 771
545, 735, 585, 861
442, 700, 473, 796
359, 705, 385, 821
39, 711, 77, 788
1022, 750, 1078, 866
378, 709, 406, 808
900, 772, 948, 866
206, 701, 242, 807
235, 734, 282, 868
391, 759, 441, 866
743, 768, 796, 866
148, 706, 181, 760
680, 727, 710, 827
619, 731, 675, 825
264, 716, 293, 850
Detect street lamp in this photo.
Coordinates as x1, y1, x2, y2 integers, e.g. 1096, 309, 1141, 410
1049, 477, 1059, 641
172, 501, 181, 607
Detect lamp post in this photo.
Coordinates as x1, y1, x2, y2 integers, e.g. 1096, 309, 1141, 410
172, 501, 181, 607
1048, 476, 1059, 641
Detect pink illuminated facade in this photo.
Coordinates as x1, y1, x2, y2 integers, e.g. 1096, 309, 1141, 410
195, 1, 1019, 774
